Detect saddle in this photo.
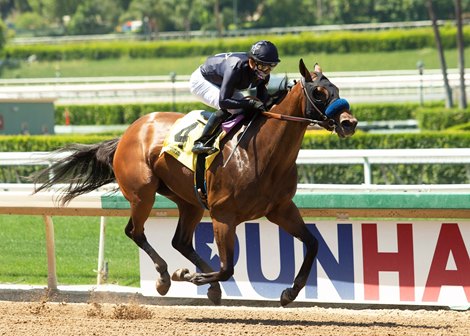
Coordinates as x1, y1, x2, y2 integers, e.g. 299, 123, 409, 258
161, 110, 245, 209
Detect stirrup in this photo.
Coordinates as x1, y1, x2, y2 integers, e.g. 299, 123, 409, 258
192, 142, 217, 154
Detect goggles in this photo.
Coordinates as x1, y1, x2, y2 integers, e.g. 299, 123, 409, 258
254, 62, 277, 73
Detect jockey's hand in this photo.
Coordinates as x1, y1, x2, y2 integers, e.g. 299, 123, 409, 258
249, 99, 266, 113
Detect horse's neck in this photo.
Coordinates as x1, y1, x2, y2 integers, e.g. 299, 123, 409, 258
258, 84, 307, 163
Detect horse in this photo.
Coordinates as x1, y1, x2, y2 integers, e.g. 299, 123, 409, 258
33, 59, 357, 306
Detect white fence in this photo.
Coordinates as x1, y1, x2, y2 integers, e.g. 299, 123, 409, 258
0, 69, 467, 104
297, 148, 470, 185
3, 148, 470, 185
2, 147, 470, 189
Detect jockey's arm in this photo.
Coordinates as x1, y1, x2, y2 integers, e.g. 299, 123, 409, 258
219, 69, 252, 111
255, 76, 270, 104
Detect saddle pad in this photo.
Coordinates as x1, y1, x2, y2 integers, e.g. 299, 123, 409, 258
161, 110, 222, 171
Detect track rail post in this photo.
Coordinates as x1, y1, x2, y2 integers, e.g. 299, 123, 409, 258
43, 215, 58, 291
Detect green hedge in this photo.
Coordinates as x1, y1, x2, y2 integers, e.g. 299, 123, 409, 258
351, 102, 443, 122
3, 26, 468, 61
55, 102, 212, 125
0, 134, 113, 183
1, 131, 470, 185
0, 134, 111, 151
415, 107, 470, 130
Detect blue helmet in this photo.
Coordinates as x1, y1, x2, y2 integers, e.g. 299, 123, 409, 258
248, 40, 281, 66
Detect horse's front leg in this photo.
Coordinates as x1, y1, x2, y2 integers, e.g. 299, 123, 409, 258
185, 218, 236, 285
266, 200, 319, 306
170, 202, 222, 305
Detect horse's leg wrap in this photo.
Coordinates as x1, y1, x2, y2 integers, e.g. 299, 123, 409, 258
171, 268, 192, 281
172, 268, 221, 305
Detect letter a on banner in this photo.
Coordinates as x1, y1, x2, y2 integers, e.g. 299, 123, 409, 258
423, 223, 470, 302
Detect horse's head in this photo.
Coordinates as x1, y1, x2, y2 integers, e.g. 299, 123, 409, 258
299, 59, 357, 137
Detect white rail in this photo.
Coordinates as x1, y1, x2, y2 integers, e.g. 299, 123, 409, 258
296, 148, 470, 185
2, 148, 470, 186
0, 69, 468, 104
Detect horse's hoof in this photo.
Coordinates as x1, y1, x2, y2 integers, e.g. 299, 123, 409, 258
171, 268, 190, 281
156, 272, 171, 296
280, 288, 297, 307
207, 285, 222, 305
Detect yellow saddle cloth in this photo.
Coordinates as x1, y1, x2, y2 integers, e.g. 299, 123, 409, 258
161, 110, 223, 171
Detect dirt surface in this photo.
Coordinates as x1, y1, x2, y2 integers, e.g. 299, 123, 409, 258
0, 291, 468, 336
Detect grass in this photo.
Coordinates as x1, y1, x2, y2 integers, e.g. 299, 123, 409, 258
0, 215, 140, 286
2, 47, 469, 78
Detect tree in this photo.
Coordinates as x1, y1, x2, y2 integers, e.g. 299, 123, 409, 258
0, 0, 15, 20
0, 19, 6, 50
426, 0, 453, 108
214, 0, 222, 36
67, 0, 120, 35
126, 0, 174, 35
256, 0, 317, 28
173, 0, 191, 37
454, 0, 466, 108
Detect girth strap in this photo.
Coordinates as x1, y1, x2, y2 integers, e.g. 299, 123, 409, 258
195, 153, 209, 210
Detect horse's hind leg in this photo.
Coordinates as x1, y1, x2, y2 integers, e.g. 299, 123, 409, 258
170, 201, 222, 304
124, 189, 171, 296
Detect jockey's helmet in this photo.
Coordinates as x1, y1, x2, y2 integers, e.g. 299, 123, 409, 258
248, 40, 281, 66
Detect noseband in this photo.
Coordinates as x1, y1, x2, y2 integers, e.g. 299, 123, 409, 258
262, 79, 337, 130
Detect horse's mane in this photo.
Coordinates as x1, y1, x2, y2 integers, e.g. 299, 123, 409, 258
265, 75, 291, 110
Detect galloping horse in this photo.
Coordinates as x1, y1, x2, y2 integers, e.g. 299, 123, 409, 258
33, 59, 357, 306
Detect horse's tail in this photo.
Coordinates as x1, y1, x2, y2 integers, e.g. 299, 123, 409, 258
32, 138, 120, 205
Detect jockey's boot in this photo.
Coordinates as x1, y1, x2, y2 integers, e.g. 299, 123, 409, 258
192, 109, 230, 154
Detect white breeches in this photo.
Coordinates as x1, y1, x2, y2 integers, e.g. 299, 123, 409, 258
189, 67, 244, 114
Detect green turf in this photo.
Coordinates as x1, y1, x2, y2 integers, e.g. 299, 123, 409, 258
1, 48, 467, 78
0, 215, 139, 286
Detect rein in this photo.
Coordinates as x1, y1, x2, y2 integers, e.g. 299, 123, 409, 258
262, 111, 334, 129
262, 111, 316, 124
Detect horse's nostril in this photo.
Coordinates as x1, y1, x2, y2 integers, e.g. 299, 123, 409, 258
341, 119, 358, 130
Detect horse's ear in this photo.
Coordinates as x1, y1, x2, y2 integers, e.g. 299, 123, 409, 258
299, 58, 312, 82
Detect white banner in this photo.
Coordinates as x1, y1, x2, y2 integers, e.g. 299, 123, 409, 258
140, 218, 470, 307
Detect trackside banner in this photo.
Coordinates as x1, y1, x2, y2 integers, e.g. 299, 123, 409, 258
140, 218, 470, 307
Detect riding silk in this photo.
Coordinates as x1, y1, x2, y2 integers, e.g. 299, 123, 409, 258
161, 110, 242, 171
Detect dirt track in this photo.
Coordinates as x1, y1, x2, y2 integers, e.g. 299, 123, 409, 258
0, 297, 468, 336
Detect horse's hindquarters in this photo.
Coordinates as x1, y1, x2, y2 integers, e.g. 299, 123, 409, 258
113, 112, 184, 201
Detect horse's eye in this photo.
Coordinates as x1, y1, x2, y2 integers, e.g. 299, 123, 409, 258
312, 87, 329, 102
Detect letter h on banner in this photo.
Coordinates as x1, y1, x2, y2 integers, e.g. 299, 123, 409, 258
362, 223, 415, 302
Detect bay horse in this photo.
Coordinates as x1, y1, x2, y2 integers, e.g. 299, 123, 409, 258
33, 59, 357, 306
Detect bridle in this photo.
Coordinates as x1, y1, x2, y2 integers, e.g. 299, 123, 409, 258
224, 78, 339, 167
262, 78, 338, 130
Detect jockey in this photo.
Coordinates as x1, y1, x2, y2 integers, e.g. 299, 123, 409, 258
189, 40, 281, 154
